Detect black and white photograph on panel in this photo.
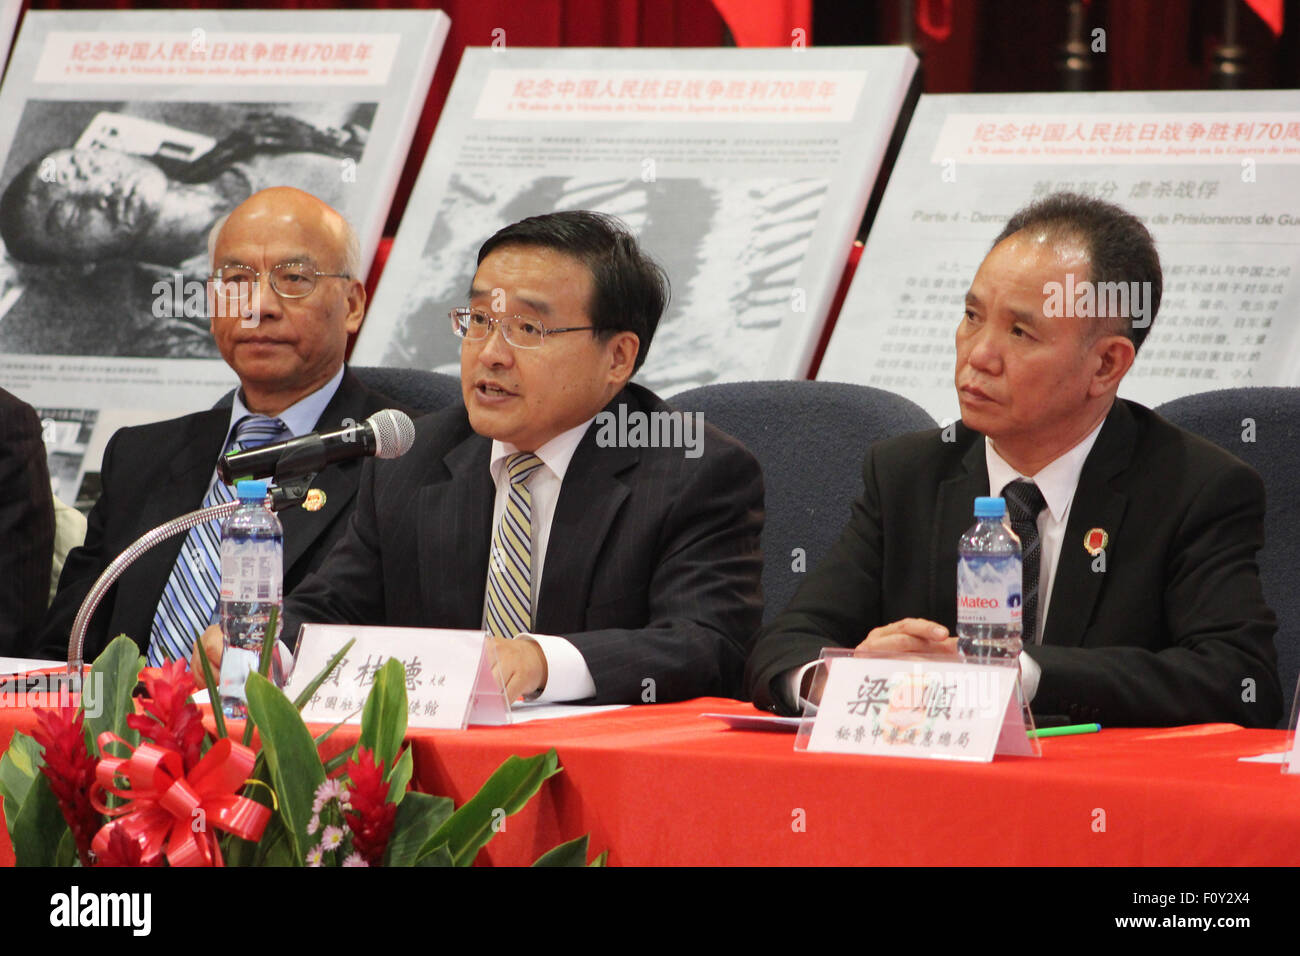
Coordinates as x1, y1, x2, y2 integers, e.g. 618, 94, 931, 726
353, 46, 918, 395
0, 99, 376, 359
378, 170, 831, 393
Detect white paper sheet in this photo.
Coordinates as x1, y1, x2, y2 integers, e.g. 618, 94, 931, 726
505, 701, 628, 724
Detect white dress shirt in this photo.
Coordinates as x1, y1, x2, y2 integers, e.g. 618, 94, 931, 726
785, 417, 1107, 711
226, 363, 344, 448
984, 420, 1104, 701
985, 423, 1104, 638
484, 418, 597, 703
235, 365, 343, 661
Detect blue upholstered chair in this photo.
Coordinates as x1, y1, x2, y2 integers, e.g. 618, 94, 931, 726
214, 366, 462, 416
350, 366, 462, 415
1155, 387, 1300, 726
669, 380, 937, 627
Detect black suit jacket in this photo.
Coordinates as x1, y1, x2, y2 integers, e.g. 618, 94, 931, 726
745, 399, 1282, 728
281, 383, 765, 704
38, 370, 400, 662
0, 388, 54, 655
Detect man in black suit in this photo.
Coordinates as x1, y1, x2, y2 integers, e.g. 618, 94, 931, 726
39, 187, 397, 664
0, 387, 54, 655
195, 211, 765, 704
746, 193, 1281, 728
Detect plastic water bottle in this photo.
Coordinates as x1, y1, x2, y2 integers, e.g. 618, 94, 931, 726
956, 496, 1023, 659
218, 479, 283, 718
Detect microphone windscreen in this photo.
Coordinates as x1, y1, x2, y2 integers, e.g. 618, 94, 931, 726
367, 409, 416, 459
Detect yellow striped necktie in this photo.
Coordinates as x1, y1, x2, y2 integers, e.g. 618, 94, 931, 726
484, 452, 545, 639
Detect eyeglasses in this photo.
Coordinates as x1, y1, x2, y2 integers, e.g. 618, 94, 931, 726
211, 262, 351, 300
449, 307, 596, 350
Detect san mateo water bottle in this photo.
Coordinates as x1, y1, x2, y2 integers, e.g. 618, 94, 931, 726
956, 496, 1023, 659
218, 479, 283, 718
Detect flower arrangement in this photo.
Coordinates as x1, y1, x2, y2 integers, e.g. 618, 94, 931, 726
0, 633, 602, 867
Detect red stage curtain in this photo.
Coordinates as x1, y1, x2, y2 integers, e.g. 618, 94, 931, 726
711, 0, 812, 46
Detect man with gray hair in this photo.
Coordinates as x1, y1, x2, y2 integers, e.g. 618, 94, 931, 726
747, 192, 1280, 728
37, 187, 400, 664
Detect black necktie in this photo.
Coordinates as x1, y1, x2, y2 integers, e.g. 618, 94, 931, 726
1001, 480, 1048, 645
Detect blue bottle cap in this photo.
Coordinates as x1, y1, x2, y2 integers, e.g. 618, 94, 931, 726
973, 496, 1006, 518
235, 479, 268, 501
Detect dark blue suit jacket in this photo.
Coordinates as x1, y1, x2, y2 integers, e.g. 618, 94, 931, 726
282, 383, 765, 704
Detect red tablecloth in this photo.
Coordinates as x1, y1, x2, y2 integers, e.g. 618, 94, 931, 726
3, 699, 1298, 866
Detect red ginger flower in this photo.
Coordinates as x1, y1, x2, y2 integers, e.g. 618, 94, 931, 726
343, 748, 398, 866
31, 705, 101, 866
127, 660, 206, 772
94, 824, 162, 867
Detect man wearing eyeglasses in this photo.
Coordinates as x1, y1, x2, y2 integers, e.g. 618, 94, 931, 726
196, 210, 764, 704
36, 186, 401, 664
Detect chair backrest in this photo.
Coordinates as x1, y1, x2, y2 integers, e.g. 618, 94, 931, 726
670, 380, 937, 626
212, 366, 463, 416
350, 366, 462, 415
1155, 387, 1300, 727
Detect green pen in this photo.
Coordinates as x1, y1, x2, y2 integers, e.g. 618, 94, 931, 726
1027, 722, 1102, 739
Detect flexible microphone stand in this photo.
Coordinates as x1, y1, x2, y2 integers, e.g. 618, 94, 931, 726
65, 474, 315, 673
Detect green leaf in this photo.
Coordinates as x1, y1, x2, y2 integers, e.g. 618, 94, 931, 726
322, 747, 352, 776
196, 641, 226, 740
589, 850, 609, 867
258, 607, 279, 678
357, 658, 408, 773
53, 828, 80, 867
240, 701, 257, 749
423, 749, 561, 867
313, 716, 355, 776
250, 813, 296, 867
223, 753, 272, 868
83, 635, 143, 759
531, 834, 593, 867
313, 717, 350, 748
244, 671, 325, 865
221, 833, 256, 868
242, 607, 283, 749
292, 638, 356, 711
383, 791, 454, 867
386, 747, 412, 804
0, 732, 43, 837
415, 844, 453, 867
11, 773, 63, 866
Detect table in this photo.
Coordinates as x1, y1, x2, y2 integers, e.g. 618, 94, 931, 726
3, 698, 1299, 866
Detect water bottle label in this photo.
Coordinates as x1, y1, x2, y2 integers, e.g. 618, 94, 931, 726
220, 645, 260, 700
219, 543, 282, 602
956, 555, 1021, 626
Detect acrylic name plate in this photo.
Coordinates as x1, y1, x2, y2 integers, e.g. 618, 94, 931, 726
1282, 674, 1300, 775
795, 648, 1039, 762
286, 625, 511, 729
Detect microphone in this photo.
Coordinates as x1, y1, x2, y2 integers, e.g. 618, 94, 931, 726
218, 409, 416, 484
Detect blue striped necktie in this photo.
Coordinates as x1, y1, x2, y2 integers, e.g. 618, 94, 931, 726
484, 452, 545, 640
147, 414, 286, 665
